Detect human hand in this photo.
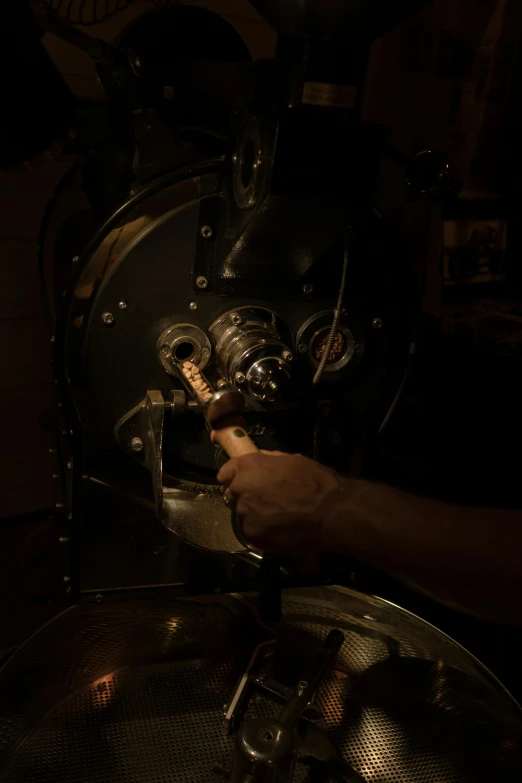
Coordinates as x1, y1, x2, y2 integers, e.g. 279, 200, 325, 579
217, 451, 343, 554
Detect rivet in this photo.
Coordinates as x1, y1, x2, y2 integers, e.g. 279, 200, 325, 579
131, 437, 144, 452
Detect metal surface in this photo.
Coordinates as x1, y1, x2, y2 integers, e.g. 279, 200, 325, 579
0, 586, 520, 783
115, 390, 245, 553
209, 307, 293, 401
157, 322, 212, 375
296, 311, 363, 382
231, 718, 297, 783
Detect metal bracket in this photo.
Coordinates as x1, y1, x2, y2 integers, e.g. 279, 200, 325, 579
115, 390, 245, 553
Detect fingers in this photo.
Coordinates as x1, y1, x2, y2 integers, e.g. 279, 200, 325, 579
218, 451, 276, 486
217, 459, 237, 487
219, 450, 288, 487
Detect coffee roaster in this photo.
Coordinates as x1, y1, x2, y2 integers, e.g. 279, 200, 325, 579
39, 0, 450, 568
2, 3, 517, 782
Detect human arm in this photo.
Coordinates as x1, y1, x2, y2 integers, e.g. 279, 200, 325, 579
218, 452, 522, 623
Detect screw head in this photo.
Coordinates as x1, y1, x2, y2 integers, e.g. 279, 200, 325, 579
159, 344, 171, 358
235, 372, 246, 385
230, 312, 242, 326
200, 347, 209, 357
196, 276, 208, 289
372, 317, 383, 329
302, 283, 314, 294
282, 350, 293, 362
118, 299, 128, 310
355, 343, 365, 354
200, 225, 213, 239
102, 312, 114, 326
72, 255, 79, 263
189, 301, 198, 310
131, 437, 144, 452
298, 342, 307, 354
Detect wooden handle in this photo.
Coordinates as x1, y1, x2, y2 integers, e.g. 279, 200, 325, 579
210, 415, 258, 458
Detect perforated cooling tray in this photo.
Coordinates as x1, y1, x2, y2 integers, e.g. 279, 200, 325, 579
0, 586, 520, 783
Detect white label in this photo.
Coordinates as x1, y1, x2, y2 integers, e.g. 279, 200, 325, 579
302, 82, 357, 109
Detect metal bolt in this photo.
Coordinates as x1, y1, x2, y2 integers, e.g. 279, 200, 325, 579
200, 225, 213, 239
235, 372, 245, 385
372, 317, 383, 329
50, 334, 55, 343
59, 536, 70, 543
131, 54, 142, 75
282, 350, 293, 362
63, 575, 70, 584
216, 378, 227, 389
298, 343, 307, 354
159, 344, 171, 358
131, 437, 144, 452
196, 276, 208, 289
102, 312, 114, 326
72, 255, 79, 263
302, 283, 314, 294
189, 301, 198, 310
67, 461, 72, 469
297, 680, 308, 696
355, 343, 365, 354
230, 312, 242, 326
118, 299, 128, 310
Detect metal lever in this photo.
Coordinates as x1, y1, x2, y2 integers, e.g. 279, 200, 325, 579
229, 630, 345, 783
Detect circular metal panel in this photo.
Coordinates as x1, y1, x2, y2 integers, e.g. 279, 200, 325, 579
0, 587, 520, 783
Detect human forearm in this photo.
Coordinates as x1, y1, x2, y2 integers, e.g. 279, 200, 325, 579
325, 479, 522, 622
